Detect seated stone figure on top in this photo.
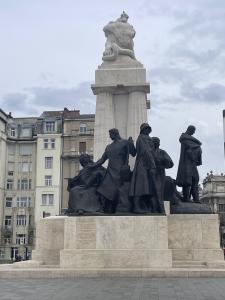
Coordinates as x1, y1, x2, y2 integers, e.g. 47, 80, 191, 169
67, 154, 106, 215
102, 11, 136, 62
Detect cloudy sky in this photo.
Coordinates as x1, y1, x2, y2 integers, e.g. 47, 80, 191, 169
0, 0, 225, 181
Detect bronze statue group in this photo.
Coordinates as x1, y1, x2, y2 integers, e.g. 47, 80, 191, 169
67, 123, 202, 215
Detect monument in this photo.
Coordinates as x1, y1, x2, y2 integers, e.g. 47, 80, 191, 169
92, 11, 149, 161
2, 13, 225, 278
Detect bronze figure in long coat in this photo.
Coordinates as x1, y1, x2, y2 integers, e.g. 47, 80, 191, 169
176, 125, 202, 202
92, 128, 136, 213
130, 123, 165, 214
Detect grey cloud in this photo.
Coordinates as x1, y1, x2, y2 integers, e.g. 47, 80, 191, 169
0, 92, 39, 115
167, 46, 223, 67
28, 82, 95, 112
170, 1, 225, 47
181, 83, 225, 104
149, 67, 193, 85
2, 92, 27, 106
0, 82, 96, 117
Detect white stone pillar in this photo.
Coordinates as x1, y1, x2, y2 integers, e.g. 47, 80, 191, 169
127, 91, 147, 143
92, 63, 150, 161
94, 92, 115, 161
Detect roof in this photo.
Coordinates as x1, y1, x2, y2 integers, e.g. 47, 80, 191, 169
40, 111, 63, 118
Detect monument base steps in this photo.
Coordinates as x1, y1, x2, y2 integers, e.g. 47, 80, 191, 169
2, 267, 225, 278
2, 214, 225, 278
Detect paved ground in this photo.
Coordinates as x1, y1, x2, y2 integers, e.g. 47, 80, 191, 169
0, 278, 225, 300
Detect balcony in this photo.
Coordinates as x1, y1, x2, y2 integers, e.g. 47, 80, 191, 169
61, 150, 93, 159
63, 129, 94, 137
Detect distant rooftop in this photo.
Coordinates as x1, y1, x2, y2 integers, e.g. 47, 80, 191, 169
0, 107, 95, 121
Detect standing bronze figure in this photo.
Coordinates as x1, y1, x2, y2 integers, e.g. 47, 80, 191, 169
91, 128, 136, 213
176, 125, 202, 203
130, 123, 165, 214
152, 137, 174, 203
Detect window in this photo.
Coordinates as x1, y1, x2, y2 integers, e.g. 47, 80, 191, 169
4, 237, 11, 245
10, 128, 16, 137
18, 179, 31, 190
16, 234, 26, 245
19, 144, 32, 155
8, 162, 14, 176
51, 138, 55, 149
8, 162, 14, 172
0, 250, 5, 259
29, 215, 32, 226
16, 215, 26, 226
79, 123, 86, 134
21, 128, 30, 138
4, 216, 12, 227
21, 179, 28, 190
6, 179, 13, 190
17, 197, 31, 208
45, 121, 55, 132
219, 204, 225, 212
43, 138, 55, 149
5, 197, 12, 208
19, 162, 32, 172
45, 157, 53, 169
8, 144, 16, 155
79, 142, 86, 154
45, 175, 52, 186
42, 194, 54, 206
43, 139, 48, 149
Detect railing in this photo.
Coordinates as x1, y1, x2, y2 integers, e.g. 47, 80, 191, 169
61, 150, 93, 158
63, 129, 94, 136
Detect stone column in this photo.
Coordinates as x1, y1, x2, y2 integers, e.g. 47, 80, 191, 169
127, 91, 147, 143
94, 92, 115, 161
92, 65, 150, 160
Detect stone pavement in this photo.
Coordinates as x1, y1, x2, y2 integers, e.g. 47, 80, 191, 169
0, 278, 225, 300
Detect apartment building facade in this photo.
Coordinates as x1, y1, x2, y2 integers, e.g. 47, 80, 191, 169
35, 112, 62, 223
0, 108, 95, 261
0, 109, 9, 252
1, 116, 37, 261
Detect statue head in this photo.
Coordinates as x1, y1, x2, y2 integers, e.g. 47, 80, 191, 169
186, 125, 196, 136
79, 153, 92, 167
140, 123, 152, 135
109, 128, 121, 141
152, 137, 160, 149
117, 11, 129, 23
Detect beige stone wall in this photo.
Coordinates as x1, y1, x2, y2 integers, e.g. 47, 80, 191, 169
168, 214, 224, 262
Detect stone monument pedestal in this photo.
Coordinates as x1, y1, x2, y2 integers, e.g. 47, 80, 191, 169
31, 213, 224, 271
2, 213, 225, 278
168, 214, 224, 267
92, 60, 149, 161
60, 216, 172, 269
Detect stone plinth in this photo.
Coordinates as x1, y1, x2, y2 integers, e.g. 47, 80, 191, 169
32, 216, 66, 265
168, 214, 224, 263
92, 63, 149, 161
60, 216, 172, 269
30, 213, 224, 275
